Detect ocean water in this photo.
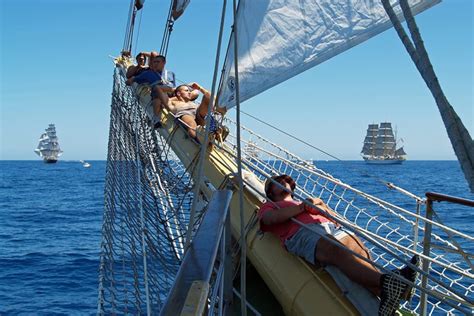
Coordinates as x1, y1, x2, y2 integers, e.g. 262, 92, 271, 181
0, 160, 472, 315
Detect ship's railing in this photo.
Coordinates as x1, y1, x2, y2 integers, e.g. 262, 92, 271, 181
419, 192, 474, 316
219, 116, 474, 315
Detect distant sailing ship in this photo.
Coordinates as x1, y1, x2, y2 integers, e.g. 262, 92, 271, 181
34, 124, 63, 163
361, 122, 406, 164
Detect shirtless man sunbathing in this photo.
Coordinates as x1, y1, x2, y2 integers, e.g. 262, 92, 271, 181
153, 83, 212, 139
259, 174, 420, 315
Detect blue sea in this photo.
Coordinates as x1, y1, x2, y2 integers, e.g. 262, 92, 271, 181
1, 160, 473, 315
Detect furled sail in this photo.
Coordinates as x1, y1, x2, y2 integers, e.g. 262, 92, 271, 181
218, 0, 440, 109
172, 0, 191, 20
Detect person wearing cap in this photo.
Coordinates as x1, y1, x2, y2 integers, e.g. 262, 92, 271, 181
259, 174, 420, 315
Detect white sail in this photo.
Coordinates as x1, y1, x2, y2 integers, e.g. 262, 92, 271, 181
218, 0, 439, 109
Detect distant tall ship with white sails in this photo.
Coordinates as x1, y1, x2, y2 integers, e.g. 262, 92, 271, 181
361, 122, 406, 164
34, 124, 63, 163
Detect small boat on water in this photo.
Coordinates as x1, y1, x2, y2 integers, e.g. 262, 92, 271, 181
80, 160, 91, 168
361, 122, 407, 164
34, 124, 63, 163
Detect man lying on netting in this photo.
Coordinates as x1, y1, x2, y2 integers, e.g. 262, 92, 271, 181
126, 54, 176, 128
153, 83, 215, 142
259, 174, 420, 315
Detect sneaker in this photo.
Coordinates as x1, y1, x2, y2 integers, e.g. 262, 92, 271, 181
379, 273, 406, 316
379, 255, 420, 316
399, 255, 421, 300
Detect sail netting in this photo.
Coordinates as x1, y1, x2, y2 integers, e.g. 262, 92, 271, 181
218, 116, 473, 315
97, 68, 210, 314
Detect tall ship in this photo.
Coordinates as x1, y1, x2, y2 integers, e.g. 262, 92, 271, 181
34, 124, 63, 163
97, 1, 474, 315
361, 122, 407, 164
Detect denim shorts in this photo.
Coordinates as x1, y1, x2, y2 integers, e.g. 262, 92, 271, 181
284, 222, 353, 265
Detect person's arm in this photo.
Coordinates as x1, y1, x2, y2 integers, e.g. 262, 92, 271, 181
127, 70, 146, 86
304, 198, 340, 225
261, 204, 305, 226
126, 65, 137, 79
141, 51, 158, 66
190, 82, 211, 107
126, 76, 135, 86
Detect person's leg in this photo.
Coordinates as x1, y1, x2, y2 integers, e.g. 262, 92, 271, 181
150, 98, 162, 128
180, 115, 198, 139
152, 98, 162, 116
151, 85, 169, 114
196, 102, 209, 126
315, 235, 382, 296
150, 86, 166, 128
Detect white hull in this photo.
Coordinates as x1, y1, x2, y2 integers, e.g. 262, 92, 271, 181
364, 158, 404, 165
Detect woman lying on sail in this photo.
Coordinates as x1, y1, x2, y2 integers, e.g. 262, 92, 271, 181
260, 174, 420, 316
153, 83, 213, 140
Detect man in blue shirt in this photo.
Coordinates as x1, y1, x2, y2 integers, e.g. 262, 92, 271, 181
126, 54, 176, 128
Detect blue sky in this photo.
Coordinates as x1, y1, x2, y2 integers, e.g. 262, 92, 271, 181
1, 0, 472, 160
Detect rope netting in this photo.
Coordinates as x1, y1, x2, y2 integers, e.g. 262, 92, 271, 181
97, 68, 208, 314
220, 116, 473, 315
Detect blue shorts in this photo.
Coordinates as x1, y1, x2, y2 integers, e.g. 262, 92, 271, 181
284, 222, 353, 265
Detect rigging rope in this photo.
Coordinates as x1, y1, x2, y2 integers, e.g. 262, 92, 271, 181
183, 0, 228, 252
381, 0, 474, 193
133, 9, 144, 57
122, 0, 135, 53
231, 0, 248, 314
159, 0, 175, 56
